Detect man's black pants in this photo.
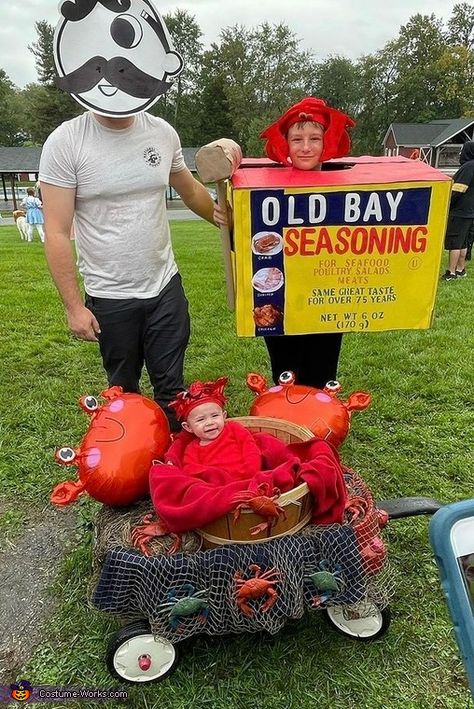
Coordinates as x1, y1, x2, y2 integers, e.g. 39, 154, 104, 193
85, 274, 190, 431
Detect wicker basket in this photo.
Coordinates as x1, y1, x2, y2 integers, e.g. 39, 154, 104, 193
198, 416, 314, 549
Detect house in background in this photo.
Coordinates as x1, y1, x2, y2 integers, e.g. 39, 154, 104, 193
383, 118, 474, 175
0, 145, 200, 208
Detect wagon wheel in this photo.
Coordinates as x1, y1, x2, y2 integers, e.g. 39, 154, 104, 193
324, 601, 391, 641
106, 621, 179, 684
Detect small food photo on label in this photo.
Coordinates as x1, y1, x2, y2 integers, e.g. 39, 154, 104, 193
252, 231, 283, 256
253, 303, 283, 327
252, 267, 284, 293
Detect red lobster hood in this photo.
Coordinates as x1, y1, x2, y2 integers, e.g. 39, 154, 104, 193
51, 388, 170, 506
247, 373, 371, 448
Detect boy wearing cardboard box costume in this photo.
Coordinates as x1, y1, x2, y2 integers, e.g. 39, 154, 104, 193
259, 98, 355, 388
40, 0, 217, 431
214, 97, 355, 389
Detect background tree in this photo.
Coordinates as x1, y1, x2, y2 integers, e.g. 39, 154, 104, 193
353, 50, 398, 155
7, 4, 474, 152
28, 20, 56, 85
311, 55, 361, 117
152, 10, 204, 145
196, 68, 236, 146
23, 21, 81, 144
204, 22, 316, 153
447, 2, 474, 49
0, 70, 25, 145
387, 14, 446, 123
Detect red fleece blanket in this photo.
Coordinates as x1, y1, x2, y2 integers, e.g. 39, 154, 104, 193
149, 431, 347, 533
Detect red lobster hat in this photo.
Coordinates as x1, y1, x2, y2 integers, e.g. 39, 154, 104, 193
260, 97, 355, 165
169, 376, 228, 421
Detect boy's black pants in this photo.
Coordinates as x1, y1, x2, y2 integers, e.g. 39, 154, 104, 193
264, 333, 343, 390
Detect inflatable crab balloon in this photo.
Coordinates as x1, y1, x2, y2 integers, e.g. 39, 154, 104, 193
247, 371, 371, 448
51, 387, 170, 507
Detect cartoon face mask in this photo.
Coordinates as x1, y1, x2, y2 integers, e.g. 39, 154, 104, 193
53, 0, 183, 116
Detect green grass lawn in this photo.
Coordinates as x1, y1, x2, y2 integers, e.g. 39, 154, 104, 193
0, 223, 473, 708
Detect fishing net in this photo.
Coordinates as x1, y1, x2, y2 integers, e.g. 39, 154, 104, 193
92, 468, 394, 641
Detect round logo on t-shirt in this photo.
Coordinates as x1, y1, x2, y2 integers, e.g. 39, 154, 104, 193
143, 147, 161, 167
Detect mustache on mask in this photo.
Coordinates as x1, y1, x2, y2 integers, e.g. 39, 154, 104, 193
55, 56, 172, 98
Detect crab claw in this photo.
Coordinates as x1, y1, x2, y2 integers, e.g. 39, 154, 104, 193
249, 521, 271, 536
246, 372, 267, 394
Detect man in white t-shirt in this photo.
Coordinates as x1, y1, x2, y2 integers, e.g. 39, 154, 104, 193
40, 1, 218, 432
40, 111, 216, 431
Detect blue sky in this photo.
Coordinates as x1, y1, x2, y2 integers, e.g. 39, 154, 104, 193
0, 0, 462, 88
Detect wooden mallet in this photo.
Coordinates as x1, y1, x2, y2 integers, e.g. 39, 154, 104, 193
195, 138, 242, 310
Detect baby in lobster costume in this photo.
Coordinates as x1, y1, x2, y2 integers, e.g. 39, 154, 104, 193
169, 376, 261, 478
149, 377, 348, 534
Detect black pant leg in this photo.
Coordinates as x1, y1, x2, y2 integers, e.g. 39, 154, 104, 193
264, 332, 343, 389
299, 332, 343, 388
85, 295, 144, 393
264, 334, 297, 385
142, 274, 190, 431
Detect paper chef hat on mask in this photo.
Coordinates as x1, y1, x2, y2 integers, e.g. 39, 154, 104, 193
169, 377, 229, 421
260, 97, 356, 165
53, 0, 183, 117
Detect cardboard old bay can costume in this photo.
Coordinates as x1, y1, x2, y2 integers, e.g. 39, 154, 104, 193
229, 156, 451, 336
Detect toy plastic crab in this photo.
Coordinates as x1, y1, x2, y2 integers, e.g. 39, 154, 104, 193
231, 482, 287, 535
131, 513, 181, 556
344, 496, 369, 524
234, 564, 281, 617
157, 584, 209, 629
304, 561, 344, 607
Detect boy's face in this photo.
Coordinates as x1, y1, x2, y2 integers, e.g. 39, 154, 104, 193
182, 402, 226, 443
287, 122, 324, 170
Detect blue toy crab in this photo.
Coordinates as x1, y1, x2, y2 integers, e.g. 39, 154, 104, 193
157, 584, 209, 630
304, 561, 344, 607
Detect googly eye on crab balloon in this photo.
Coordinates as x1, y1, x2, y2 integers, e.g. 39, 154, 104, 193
79, 395, 99, 413
278, 371, 295, 385
53, 0, 184, 117
324, 380, 342, 393
55, 446, 77, 464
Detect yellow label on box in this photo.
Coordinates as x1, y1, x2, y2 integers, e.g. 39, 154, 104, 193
232, 179, 451, 336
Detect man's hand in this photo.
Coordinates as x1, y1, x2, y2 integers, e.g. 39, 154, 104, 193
66, 305, 101, 342
213, 202, 234, 229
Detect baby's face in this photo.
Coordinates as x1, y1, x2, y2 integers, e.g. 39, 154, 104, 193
182, 402, 226, 444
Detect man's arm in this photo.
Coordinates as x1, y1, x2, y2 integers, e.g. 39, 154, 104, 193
41, 182, 100, 341
169, 167, 216, 225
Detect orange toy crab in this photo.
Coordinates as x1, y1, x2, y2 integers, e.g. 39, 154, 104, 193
247, 371, 371, 448
234, 564, 281, 617
231, 482, 286, 535
131, 513, 182, 556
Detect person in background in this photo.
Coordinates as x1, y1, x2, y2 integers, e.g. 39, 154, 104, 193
21, 188, 45, 243
442, 141, 474, 281
214, 97, 355, 389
